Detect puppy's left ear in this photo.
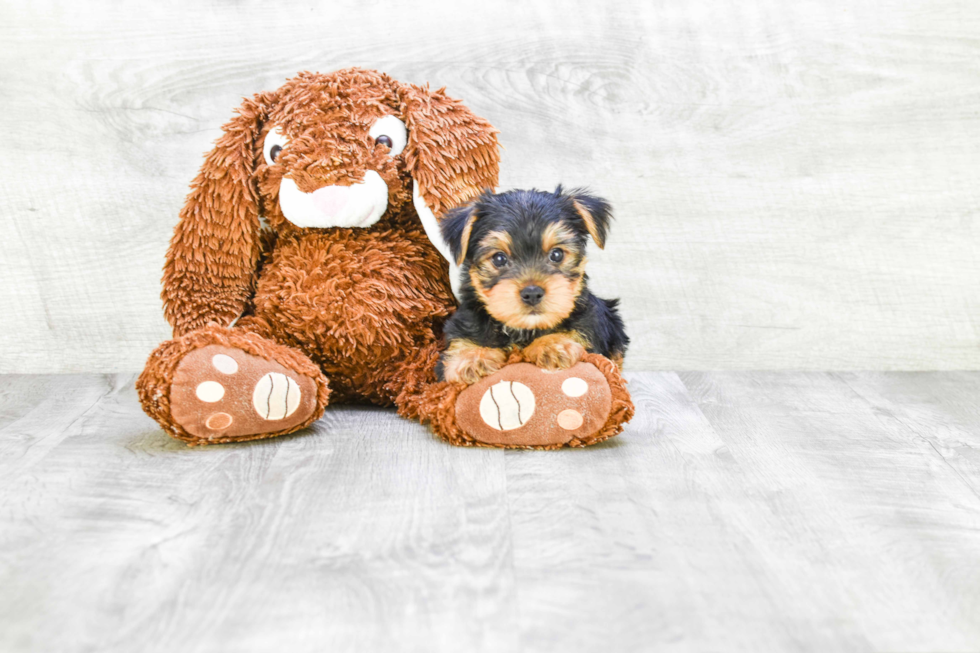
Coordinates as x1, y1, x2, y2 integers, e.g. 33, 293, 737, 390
440, 202, 480, 266
566, 189, 613, 249
397, 82, 500, 291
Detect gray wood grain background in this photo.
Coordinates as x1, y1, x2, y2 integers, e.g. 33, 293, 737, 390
2, 0, 979, 373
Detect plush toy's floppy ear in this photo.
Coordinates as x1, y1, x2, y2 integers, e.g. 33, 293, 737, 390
440, 202, 481, 267
162, 92, 275, 336
398, 83, 499, 297
566, 188, 613, 249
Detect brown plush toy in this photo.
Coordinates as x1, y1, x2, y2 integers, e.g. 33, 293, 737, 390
136, 68, 633, 449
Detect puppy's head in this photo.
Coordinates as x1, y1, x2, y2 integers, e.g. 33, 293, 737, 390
441, 186, 612, 330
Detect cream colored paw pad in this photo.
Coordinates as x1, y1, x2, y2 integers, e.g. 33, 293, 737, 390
561, 377, 588, 397
211, 354, 239, 374
252, 372, 302, 420
557, 409, 584, 430
206, 412, 233, 430
479, 381, 535, 431
195, 381, 225, 402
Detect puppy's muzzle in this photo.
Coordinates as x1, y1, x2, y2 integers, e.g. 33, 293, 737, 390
520, 284, 545, 307
278, 171, 389, 229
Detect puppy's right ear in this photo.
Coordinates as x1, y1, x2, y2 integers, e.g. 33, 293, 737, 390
162, 91, 276, 336
440, 202, 480, 266
567, 189, 612, 250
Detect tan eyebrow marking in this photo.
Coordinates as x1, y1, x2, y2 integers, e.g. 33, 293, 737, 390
477, 230, 512, 257
542, 222, 577, 253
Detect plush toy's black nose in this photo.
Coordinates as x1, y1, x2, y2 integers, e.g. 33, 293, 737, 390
520, 285, 545, 306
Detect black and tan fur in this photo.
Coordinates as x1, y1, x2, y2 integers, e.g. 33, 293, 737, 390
437, 186, 629, 384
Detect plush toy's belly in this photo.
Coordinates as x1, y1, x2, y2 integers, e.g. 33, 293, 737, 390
250, 229, 455, 403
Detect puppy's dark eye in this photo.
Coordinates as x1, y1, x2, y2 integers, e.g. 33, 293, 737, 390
375, 135, 393, 149
269, 144, 282, 162
549, 248, 565, 263
491, 252, 509, 268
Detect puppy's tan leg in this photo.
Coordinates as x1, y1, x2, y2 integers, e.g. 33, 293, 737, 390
525, 332, 589, 371
443, 340, 508, 385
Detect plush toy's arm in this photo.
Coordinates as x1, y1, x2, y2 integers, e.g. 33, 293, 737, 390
161, 96, 271, 336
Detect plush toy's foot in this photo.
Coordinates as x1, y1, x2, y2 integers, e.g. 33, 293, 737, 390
137, 326, 330, 445
456, 361, 613, 447
170, 344, 319, 442
413, 352, 633, 449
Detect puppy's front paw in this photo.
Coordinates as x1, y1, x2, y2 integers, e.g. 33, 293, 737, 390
443, 341, 508, 385
525, 333, 587, 371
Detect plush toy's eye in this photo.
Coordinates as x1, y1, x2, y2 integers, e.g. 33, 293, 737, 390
263, 126, 288, 165
549, 248, 565, 263
491, 252, 509, 268
368, 115, 407, 157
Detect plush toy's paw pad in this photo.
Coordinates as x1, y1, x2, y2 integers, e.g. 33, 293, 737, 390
170, 345, 318, 441
455, 362, 612, 447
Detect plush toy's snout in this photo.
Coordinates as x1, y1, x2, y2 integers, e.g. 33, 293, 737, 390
279, 172, 389, 229
266, 114, 407, 230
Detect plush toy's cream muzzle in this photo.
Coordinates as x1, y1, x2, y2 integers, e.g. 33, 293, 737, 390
265, 121, 397, 230
278, 172, 389, 229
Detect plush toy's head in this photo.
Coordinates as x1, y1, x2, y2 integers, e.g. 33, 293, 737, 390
163, 68, 500, 335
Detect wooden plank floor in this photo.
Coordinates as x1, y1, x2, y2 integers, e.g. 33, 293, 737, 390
1, 372, 979, 652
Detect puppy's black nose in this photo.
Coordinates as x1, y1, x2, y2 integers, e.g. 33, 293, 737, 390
520, 285, 545, 306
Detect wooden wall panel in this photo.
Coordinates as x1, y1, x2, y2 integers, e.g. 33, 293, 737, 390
1, 0, 978, 372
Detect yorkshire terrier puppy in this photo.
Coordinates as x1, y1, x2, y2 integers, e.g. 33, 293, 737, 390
436, 186, 629, 384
